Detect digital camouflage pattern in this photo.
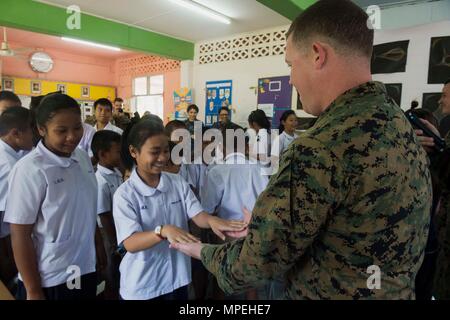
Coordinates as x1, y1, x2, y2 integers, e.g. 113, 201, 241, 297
201, 81, 432, 299
433, 132, 450, 299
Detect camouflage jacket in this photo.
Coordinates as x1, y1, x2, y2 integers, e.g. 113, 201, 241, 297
201, 81, 432, 300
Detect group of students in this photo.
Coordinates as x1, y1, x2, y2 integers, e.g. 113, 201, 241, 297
0, 90, 302, 300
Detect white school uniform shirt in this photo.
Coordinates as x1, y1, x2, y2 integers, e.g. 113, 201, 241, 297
95, 122, 123, 135
271, 131, 299, 157
78, 123, 96, 157
0, 139, 23, 238
179, 156, 207, 199
4, 141, 98, 288
113, 170, 204, 300
201, 153, 269, 221
250, 129, 271, 165
96, 164, 123, 216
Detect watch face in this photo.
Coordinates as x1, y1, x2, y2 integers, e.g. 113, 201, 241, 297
29, 52, 53, 73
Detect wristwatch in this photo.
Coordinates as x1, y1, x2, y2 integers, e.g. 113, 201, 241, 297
154, 225, 164, 239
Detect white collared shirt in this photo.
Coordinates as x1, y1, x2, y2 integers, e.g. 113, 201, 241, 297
250, 129, 271, 165
0, 139, 22, 238
95, 122, 123, 135
271, 131, 299, 157
78, 123, 96, 157
113, 170, 203, 300
201, 153, 269, 221
4, 141, 98, 288
179, 156, 207, 199
96, 164, 123, 215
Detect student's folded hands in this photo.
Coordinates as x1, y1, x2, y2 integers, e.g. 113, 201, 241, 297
160, 225, 200, 244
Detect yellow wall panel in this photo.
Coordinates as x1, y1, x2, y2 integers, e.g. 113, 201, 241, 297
3, 76, 116, 101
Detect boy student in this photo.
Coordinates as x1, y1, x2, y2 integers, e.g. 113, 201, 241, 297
91, 130, 123, 299
0, 107, 34, 289
0, 91, 21, 115
94, 98, 123, 135
201, 129, 269, 299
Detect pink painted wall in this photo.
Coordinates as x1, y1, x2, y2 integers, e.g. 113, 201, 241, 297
1, 45, 117, 86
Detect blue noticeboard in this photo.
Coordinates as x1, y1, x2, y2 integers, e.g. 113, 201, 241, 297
205, 80, 232, 127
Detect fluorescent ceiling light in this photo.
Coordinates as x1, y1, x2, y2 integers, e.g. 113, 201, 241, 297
169, 0, 231, 25
61, 37, 121, 51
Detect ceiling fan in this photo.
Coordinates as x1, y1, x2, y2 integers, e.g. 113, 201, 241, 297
0, 27, 34, 59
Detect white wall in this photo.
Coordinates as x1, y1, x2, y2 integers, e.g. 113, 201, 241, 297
192, 54, 300, 128
373, 20, 450, 110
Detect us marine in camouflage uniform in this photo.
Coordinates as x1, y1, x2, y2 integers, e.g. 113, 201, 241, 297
173, 0, 432, 299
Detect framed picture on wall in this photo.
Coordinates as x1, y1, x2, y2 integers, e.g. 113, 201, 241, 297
31, 81, 41, 95
81, 86, 90, 98
57, 84, 67, 94
2, 79, 14, 92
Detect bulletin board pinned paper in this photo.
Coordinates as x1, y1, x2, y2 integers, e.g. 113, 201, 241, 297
174, 87, 193, 121
257, 76, 292, 128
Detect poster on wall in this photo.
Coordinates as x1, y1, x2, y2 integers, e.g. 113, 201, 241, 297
57, 84, 67, 94
173, 87, 193, 121
2, 78, 14, 92
423, 92, 444, 121
257, 76, 292, 128
371, 40, 409, 74
205, 80, 232, 127
384, 83, 403, 107
31, 81, 41, 95
428, 36, 450, 84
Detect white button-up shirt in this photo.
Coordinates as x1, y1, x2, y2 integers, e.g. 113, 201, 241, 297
95, 122, 123, 135
96, 164, 123, 215
78, 123, 96, 157
113, 170, 203, 300
201, 153, 269, 221
0, 139, 22, 238
4, 141, 98, 288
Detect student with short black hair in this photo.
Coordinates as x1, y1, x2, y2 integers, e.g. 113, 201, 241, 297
112, 118, 246, 300
0, 107, 34, 289
0, 91, 21, 115
94, 98, 123, 135
4, 93, 106, 300
248, 109, 271, 166
184, 104, 204, 137
91, 130, 123, 300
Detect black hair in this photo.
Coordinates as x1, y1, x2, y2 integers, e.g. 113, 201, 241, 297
114, 98, 123, 103
165, 120, 186, 138
278, 110, 297, 133
128, 118, 165, 152
36, 93, 81, 127
248, 109, 271, 131
187, 104, 199, 113
0, 91, 21, 106
410, 100, 419, 110
0, 106, 32, 136
445, 78, 450, 85
219, 107, 229, 115
91, 130, 122, 160
94, 98, 113, 111
30, 95, 45, 112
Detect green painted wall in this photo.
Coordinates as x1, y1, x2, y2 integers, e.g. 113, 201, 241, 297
256, 0, 317, 20
0, 0, 194, 60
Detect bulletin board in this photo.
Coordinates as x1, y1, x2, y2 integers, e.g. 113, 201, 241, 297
257, 76, 293, 128
205, 80, 232, 127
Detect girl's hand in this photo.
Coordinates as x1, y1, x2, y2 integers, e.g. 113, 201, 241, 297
224, 207, 252, 239
170, 242, 204, 260
208, 216, 248, 241
160, 225, 200, 244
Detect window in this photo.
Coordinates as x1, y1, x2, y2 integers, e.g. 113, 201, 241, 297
131, 75, 164, 119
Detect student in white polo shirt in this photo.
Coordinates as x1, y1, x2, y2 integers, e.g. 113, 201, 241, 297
4, 93, 103, 300
113, 118, 247, 300
91, 130, 123, 299
78, 122, 96, 157
94, 98, 123, 135
0, 107, 34, 287
200, 131, 269, 300
271, 110, 299, 158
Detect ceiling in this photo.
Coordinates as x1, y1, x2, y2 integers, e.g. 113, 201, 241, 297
1, 27, 136, 59
353, 0, 438, 8
36, 0, 291, 42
